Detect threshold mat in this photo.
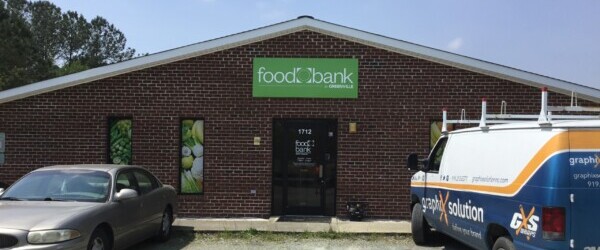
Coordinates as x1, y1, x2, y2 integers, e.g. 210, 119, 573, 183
276, 216, 332, 223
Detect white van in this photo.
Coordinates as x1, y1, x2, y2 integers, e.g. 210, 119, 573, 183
408, 89, 600, 250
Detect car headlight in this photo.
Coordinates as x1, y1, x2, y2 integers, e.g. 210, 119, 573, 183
27, 229, 81, 244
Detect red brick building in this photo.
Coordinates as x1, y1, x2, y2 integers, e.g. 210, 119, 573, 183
1, 17, 598, 219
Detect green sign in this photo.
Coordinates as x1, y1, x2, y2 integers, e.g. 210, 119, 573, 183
253, 58, 358, 98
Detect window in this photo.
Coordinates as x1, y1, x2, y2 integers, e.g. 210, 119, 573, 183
428, 137, 448, 172
115, 171, 136, 193
134, 170, 158, 195
2, 170, 110, 202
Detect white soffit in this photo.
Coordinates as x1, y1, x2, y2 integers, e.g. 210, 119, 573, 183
1, 17, 598, 104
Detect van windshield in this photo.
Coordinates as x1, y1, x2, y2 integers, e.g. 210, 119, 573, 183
429, 138, 448, 171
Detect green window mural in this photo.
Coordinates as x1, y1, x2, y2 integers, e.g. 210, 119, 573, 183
108, 118, 132, 165
180, 119, 204, 194
430, 121, 454, 149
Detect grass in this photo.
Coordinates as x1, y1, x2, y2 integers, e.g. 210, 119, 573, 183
192, 229, 409, 242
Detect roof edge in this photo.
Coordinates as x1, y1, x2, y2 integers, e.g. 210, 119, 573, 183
1, 17, 598, 104
0, 19, 311, 104
302, 19, 600, 103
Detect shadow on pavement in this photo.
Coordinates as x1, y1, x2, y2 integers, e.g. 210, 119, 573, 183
130, 230, 196, 250
132, 229, 476, 250
415, 232, 475, 250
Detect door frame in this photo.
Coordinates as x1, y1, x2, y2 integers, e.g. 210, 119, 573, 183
271, 118, 338, 216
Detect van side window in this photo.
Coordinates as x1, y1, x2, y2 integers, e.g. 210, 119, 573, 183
429, 137, 448, 172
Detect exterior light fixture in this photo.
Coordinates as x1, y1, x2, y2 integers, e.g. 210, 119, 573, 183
349, 122, 357, 133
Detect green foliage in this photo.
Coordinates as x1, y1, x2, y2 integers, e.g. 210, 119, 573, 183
0, 0, 44, 90
0, 0, 137, 91
54, 60, 89, 77
59, 10, 90, 63
28, 1, 62, 62
82, 16, 135, 68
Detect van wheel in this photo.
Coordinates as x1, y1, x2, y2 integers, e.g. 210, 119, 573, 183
492, 236, 515, 250
411, 203, 433, 245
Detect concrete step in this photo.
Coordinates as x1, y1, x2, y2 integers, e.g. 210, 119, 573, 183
173, 217, 411, 234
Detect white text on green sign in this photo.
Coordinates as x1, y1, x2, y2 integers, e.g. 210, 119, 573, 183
252, 58, 358, 98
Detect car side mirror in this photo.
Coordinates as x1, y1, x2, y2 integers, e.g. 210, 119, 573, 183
0, 188, 4, 196
115, 188, 138, 201
407, 153, 419, 170
407, 153, 430, 172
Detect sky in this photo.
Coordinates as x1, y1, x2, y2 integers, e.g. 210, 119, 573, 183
50, 0, 600, 90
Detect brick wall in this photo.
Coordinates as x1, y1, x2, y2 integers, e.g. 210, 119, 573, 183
0, 30, 592, 219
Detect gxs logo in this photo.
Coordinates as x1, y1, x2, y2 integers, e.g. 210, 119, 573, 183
509, 205, 539, 240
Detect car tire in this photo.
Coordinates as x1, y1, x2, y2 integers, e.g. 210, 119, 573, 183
492, 236, 516, 250
411, 203, 433, 245
155, 208, 173, 242
88, 228, 112, 250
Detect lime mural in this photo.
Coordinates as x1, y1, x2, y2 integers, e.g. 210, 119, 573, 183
430, 121, 454, 148
108, 118, 132, 165
180, 119, 204, 194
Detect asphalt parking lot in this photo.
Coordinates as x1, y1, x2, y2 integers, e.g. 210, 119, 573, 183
133, 230, 474, 250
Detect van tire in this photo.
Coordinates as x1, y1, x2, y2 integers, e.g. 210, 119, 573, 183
411, 203, 432, 245
492, 236, 515, 250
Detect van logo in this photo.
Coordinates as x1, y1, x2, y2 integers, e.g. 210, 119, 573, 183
569, 154, 600, 168
439, 191, 450, 225
421, 191, 485, 225
509, 205, 539, 240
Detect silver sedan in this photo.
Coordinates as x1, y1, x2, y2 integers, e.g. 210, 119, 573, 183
0, 164, 178, 250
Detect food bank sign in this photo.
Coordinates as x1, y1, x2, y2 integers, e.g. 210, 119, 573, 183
252, 58, 358, 98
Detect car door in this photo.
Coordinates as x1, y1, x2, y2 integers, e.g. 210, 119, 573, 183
112, 170, 146, 245
132, 169, 163, 236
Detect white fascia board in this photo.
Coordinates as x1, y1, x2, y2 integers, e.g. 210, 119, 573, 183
1, 17, 598, 104
301, 19, 600, 103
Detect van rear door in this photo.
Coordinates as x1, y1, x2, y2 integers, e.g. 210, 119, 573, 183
569, 130, 600, 249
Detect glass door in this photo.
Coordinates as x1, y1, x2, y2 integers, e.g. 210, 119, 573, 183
272, 119, 337, 216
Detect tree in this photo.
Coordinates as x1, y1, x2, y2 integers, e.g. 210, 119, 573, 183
4, 0, 27, 18
0, 0, 138, 90
0, 0, 40, 89
83, 16, 135, 68
28, 1, 62, 63
59, 11, 90, 64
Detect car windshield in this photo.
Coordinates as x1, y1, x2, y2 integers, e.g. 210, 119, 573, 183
1, 169, 111, 202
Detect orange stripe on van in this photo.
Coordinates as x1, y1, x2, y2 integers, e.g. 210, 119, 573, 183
569, 130, 600, 149
411, 131, 591, 196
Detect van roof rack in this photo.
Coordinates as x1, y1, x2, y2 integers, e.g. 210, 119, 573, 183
441, 88, 600, 133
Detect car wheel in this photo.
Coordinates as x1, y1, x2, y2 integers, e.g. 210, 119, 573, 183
155, 208, 173, 242
411, 203, 433, 245
88, 228, 111, 250
492, 236, 515, 250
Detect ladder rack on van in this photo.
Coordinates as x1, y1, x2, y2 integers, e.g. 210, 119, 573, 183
441, 87, 600, 133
